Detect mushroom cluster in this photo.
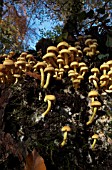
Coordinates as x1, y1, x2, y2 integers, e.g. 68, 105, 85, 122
0, 34, 111, 148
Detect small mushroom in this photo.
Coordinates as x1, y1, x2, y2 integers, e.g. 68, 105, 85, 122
100, 63, 109, 75
42, 95, 56, 117
100, 75, 109, 88
43, 66, 54, 88
61, 125, 71, 147
33, 62, 46, 87
80, 66, 88, 77
91, 68, 99, 77
89, 75, 99, 89
60, 49, 70, 69
70, 61, 79, 73
91, 134, 99, 149
88, 90, 99, 102
86, 101, 101, 125
42, 52, 57, 68
57, 41, 69, 51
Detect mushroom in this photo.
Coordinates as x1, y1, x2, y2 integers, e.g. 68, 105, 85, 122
60, 49, 70, 69
42, 95, 56, 117
42, 52, 58, 68
47, 46, 58, 56
61, 125, 71, 147
33, 62, 46, 87
68, 70, 76, 82
100, 63, 109, 75
91, 134, 99, 149
83, 47, 91, 56
85, 39, 93, 47
100, 75, 109, 88
68, 47, 78, 62
106, 60, 112, 70
70, 61, 79, 73
73, 79, 80, 90
57, 58, 64, 69
43, 66, 54, 89
91, 68, 99, 77
57, 41, 69, 51
80, 66, 88, 77
86, 101, 101, 125
89, 75, 99, 89
88, 90, 99, 102
89, 44, 97, 55
13, 73, 21, 84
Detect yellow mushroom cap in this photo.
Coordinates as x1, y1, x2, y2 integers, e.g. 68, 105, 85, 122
90, 101, 101, 107
57, 41, 69, 51
92, 134, 99, 139
44, 66, 54, 73
33, 62, 46, 69
106, 60, 112, 67
3, 59, 14, 66
88, 90, 99, 98
61, 126, 71, 132
44, 95, 56, 102
70, 61, 79, 69
100, 63, 109, 71
42, 52, 57, 61
79, 62, 86, 68
47, 46, 58, 55
91, 68, 99, 74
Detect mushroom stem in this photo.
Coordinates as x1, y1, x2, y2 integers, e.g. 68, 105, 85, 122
100, 80, 109, 87
61, 131, 68, 147
40, 68, 44, 87
43, 72, 51, 89
14, 77, 19, 84
91, 139, 97, 149
42, 100, 51, 117
86, 107, 97, 125
93, 80, 98, 89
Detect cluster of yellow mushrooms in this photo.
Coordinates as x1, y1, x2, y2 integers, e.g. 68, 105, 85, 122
0, 35, 112, 148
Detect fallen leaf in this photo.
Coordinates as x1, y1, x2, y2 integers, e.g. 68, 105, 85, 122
24, 149, 46, 170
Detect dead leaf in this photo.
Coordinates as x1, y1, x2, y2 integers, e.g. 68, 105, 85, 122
24, 149, 46, 170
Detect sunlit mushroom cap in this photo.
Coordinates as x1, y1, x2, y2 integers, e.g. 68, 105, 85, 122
106, 60, 112, 67
90, 101, 101, 107
68, 47, 78, 53
70, 61, 79, 68
44, 95, 56, 102
3, 59, 14, 66
88, 90, 99, 98
42, 52, 57, 61
79, 62, 86, 68
61, 126, 71, 132
80, 66, 88, 72
47, 46, 58, 55
100, 63, 109, 71
91, 68, 99, 74
44, 66, 54, 73
33, 62, 46, 69
92, 134, 99, 139
57, 41, 69, 51
60, 49, 70, 56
